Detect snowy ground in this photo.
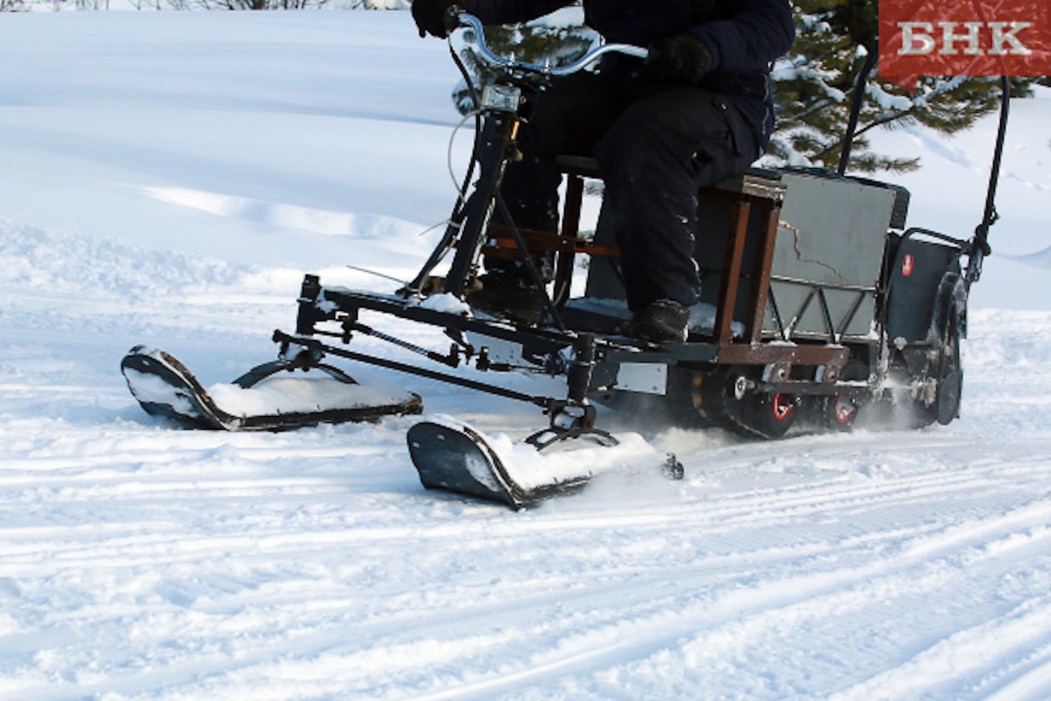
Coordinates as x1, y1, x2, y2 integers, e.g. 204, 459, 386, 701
2, 10, 1051, 700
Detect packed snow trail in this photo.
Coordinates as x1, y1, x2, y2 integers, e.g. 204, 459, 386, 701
2, 227, 1051, 698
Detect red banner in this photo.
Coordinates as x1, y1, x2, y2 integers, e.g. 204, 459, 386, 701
879, 0, 1051, 88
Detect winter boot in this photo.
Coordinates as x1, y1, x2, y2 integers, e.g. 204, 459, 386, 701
466, 272, 547, 324
630, 299, 690, 343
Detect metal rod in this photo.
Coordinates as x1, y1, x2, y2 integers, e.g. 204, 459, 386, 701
442, 115, 515, 297
838, 50, 878, 176
348, 322, 460, 368
968, 76, 1010, 285
493, 193, 567, 331
274, 331, 552, 408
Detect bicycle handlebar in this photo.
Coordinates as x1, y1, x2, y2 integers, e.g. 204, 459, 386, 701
451, 11, 648, 77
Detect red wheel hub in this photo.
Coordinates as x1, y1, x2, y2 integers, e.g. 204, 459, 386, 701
771, 393, 793, 421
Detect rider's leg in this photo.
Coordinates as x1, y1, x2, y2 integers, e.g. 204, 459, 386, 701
594, 87, 760, 340
472, 71, 625, 320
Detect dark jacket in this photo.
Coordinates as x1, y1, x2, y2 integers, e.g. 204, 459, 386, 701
463, 0, 795, 140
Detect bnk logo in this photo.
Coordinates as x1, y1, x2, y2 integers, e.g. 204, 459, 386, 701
898, 21, 1031, 56
879, 0, 1051, 86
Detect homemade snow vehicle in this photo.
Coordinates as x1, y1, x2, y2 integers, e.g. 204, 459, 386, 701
123, 12, 1010, 507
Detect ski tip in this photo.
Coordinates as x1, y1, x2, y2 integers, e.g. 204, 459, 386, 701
406, 420, 527, 508
120, 347, 225, 430
406, 418, 600, 509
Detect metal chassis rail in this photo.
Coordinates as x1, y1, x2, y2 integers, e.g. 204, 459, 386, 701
277, 275, 857, 413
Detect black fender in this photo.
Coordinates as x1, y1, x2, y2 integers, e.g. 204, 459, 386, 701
883, 232, 965, 345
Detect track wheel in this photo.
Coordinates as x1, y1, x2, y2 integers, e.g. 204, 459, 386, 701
910, 309, 964, 428
825, 394, 859, 431
933, 314, 963, 425
737, 389, 798, 439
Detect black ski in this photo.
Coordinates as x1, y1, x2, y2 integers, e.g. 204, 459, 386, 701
406, 419, 591, 508
121, 346, 421, 431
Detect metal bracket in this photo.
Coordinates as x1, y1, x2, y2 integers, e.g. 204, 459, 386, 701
526, 401, 618, 450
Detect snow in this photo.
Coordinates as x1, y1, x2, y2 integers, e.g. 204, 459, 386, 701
122, 367, 202, 417
416, 293, 472, 315
207, 375, 414, 416
1, 9, 1051, 700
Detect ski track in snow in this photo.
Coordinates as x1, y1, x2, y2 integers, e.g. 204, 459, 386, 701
3, 218, 1051, 699
1, 11, 1051, 701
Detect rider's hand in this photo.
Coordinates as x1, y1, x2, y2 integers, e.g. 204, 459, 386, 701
646, 33, 713, 84
412, 0, 458, 39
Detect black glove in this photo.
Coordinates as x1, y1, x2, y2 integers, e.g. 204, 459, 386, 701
412, 0, 458, 39
646, 33, 713, 84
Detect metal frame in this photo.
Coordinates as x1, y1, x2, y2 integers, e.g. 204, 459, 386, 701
261, 12, 1008, 438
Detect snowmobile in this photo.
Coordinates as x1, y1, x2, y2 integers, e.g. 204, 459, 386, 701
123, 11, 1009, 507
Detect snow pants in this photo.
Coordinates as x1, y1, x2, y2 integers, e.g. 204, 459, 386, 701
497, 61, 761, 311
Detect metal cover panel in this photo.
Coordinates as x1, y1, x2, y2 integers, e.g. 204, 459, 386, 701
764, 173, 894, 340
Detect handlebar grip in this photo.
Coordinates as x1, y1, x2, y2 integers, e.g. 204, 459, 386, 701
443, 5, 465, 35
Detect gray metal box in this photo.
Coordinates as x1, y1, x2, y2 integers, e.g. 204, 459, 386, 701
581, 169, 898, 343
764, 173, 896, 341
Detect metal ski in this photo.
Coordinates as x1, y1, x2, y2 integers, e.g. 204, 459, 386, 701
121, 346, 421, 431
407, 417, 682, 508
407, 419, 591, 507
